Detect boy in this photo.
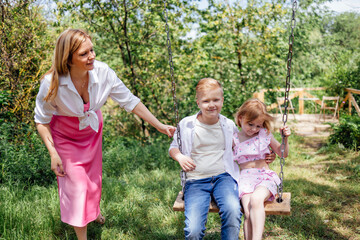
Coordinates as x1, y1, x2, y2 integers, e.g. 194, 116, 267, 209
169, 78, 241, 239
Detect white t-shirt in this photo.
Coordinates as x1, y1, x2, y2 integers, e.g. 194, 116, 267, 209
187, 119, 226, 180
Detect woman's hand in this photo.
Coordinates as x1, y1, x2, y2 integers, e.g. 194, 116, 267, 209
158, 124, 176, 137
131, 103, 176, 137
51, 153, 66, 177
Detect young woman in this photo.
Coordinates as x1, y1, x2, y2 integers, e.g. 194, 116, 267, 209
35, 29, 175, 240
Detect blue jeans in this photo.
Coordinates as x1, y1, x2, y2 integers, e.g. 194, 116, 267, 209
184, 172, 242, 240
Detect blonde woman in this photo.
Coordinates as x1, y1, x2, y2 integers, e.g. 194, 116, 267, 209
34, 29, 175, 239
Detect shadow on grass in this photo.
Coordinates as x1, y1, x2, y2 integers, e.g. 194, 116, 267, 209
88, 170, 185, 239
265, 177, 359, 240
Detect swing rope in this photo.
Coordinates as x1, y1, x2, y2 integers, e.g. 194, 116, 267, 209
278, 0, 298, 203
164, 0, 298, 207
163, 0, 186, 194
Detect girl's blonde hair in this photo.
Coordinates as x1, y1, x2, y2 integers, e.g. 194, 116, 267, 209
235, 98, 274, 132
42, 29, 91, 101
195, 78, 223, 99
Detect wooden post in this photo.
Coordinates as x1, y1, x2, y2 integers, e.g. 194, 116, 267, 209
259, 90, 265, 103
340, 89, 360, 116
299, 90, 304, 115
253, 90, 265, 103
349, 96, 352, 115
350, 94, 360, 116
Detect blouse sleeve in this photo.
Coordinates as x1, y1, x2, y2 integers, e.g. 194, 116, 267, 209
108, 68, 140, 112
34, 77, 56, 124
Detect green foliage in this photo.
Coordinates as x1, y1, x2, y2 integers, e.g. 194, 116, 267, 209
102, 132, 177, 178
0, 90, 14, 124
1, 132, 360, 239
326, 55, 360, 97
55, 0, 196, 137
188, 0, 290, 116
0, 0, 53, 127
0, 121, 176, 186
320, 12, 360, 96
329, 115, 360, 151
0, 124, 54, 185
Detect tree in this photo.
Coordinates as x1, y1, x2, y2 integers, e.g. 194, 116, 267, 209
188, 0, 289, 115
56, 0, 195, 138
0, 0, 53, 137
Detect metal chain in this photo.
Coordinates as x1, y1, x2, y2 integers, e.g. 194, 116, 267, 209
278, 0, 298, 203
163, 0, 186, 193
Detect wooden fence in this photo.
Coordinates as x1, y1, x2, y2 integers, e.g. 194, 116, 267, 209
253, 87, 325, 114
253, 87, 360, 116
339, 88, 360, 116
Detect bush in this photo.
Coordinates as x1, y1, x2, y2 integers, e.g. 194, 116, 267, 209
0, 1, 53, 127
0, 123, 54, 185
329, 115, 360, 150
0, 121, 176, 185
102, 134, 177, 178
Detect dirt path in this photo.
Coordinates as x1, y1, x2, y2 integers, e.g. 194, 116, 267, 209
272, 113, 338, 138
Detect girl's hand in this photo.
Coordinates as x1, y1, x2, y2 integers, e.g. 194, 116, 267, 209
158, 124, 176, 137
51, 153, 66, 177
177, 154, 196, 172
265, 150, 276, 164
280, 125, 291, 138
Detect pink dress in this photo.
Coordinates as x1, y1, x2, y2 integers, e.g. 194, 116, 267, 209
233, 128, 281, 201
50, 102, 103, 227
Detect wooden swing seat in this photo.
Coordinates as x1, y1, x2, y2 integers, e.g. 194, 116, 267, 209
173, 191, 291, 216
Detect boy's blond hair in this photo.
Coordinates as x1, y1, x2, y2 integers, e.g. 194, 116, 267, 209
235, 98, 274, 132
196, 78, 223, 99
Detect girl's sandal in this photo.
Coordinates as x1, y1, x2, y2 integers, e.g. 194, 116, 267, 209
95, 213, 105, 225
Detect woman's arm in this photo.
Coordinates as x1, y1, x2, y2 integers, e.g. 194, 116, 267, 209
131, 102, 176, 137
36, 123, 66, 177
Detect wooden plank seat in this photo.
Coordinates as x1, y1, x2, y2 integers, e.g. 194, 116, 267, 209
173, 191, 291, 216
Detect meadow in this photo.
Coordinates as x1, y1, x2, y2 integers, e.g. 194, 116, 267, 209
1, 1, 360, 239
1, 126, 359, 240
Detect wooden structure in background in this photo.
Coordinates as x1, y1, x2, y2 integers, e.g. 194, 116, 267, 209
340, 88, 360, 116
320, 96, 340, 120
253, 87, 360, 117
253, 87, 324, 114
276, 97, 296, 119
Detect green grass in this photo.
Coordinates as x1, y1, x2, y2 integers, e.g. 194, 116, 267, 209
0, 133, 359, 239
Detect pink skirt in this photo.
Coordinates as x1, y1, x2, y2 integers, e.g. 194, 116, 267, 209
238, 168, 281, 202
50, 102, 103, 227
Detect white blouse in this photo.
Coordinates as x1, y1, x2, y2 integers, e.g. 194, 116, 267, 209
34, 60, 140, 132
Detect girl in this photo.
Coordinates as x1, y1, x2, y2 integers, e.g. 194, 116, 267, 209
233, 98, 291, 240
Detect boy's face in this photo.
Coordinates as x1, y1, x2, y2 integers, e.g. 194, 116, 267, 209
196, 88, 224, 123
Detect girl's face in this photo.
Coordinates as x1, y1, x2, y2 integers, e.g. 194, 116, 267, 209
239, 116, 264, 137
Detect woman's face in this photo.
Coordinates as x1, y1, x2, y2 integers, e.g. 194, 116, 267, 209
69, 37, 96, 72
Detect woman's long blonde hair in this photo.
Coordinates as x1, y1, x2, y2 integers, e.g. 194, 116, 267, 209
42, 29, 91, 101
